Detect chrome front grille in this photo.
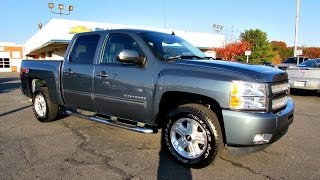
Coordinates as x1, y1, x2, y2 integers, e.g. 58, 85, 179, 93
272, 96, 288, 110
271, 82, 289, 111
271, 82, 289, 94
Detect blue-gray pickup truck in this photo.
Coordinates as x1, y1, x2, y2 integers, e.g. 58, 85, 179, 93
20, 29, 294, 168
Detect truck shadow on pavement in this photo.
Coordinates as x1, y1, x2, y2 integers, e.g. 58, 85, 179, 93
0, 104, 32, 118
157, 135, 192, 180
0, 77, 21, 93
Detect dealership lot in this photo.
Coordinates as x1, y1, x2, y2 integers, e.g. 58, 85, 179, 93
1, 72, 320, 180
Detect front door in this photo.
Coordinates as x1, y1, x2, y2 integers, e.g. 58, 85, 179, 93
62, 34, 100, 111
94, 33, 154, 123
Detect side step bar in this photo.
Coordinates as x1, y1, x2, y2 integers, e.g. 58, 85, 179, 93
65, 111, 157, 134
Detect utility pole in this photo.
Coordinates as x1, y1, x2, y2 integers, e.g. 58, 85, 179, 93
163, 0, 167, 29
293, 0, 300, 57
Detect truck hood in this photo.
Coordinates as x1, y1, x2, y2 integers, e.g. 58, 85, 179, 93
176, 60, 288, 83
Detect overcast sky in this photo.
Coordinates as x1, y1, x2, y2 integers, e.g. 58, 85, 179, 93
1, 0, 319, 47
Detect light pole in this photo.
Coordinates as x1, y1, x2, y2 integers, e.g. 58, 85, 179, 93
212, 24, 223, 34
38, 22, 43, 30
293, 0, 300, 57
48, 3, 74, 15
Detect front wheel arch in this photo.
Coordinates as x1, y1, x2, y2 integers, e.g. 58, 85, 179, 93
157, 91, 226, 143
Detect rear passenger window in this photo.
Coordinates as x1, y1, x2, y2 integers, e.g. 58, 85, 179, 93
69, 34, 100, 64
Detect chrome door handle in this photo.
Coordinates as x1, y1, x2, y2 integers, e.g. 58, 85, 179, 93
96, 71, 109, 78
63, 69, 74, 74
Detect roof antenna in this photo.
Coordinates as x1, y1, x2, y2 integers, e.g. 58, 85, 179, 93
171, 31, 175, 35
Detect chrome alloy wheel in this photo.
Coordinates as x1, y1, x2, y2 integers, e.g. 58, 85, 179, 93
34, 93, 47, 118
170, 117, 208, 159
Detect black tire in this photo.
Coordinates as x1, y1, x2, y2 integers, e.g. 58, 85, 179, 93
162, 103, 224, 168
32, 87, 59, 122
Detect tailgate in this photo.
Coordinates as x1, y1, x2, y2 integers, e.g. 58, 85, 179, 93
287, 67, 320, 79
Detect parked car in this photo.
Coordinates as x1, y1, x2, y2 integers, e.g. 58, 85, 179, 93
20, 29, 294, 168
277, 56, 309, 70
287, 59, 320, 94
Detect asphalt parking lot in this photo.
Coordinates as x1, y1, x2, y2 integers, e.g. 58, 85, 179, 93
1, 72, 320, 180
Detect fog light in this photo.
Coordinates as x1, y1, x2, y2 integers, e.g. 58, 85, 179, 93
253, 134, 273, 144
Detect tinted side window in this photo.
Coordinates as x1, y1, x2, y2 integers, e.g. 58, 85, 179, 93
298, 57, 304, 64
102, 33, 142, 64
70, 34, 100, 64
315, 59, 320, 67
284, 58, 294, 63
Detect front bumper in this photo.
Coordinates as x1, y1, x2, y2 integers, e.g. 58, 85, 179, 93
222, 98, 294, 146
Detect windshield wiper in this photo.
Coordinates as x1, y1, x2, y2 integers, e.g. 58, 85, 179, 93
165, 55, 211, 61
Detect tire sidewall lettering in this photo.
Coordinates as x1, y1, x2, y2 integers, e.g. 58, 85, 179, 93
165, 118, 189, 163
186, 113, 213, 160
165, 111, 215, 165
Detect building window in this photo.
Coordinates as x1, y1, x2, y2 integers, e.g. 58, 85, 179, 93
0, 58, 10, 68
48, 51, 53, 57
12, 51, 22, 59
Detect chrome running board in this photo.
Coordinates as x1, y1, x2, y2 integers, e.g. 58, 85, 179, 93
65, 110, 156, 134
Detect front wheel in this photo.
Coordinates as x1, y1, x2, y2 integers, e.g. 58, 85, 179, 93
163, 103, 224, 168
33, 87, 59, 122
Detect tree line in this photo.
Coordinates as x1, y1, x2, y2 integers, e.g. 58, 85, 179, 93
214, 29, 320, 64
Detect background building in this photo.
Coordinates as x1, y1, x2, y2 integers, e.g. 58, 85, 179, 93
0, 42, 23, 72
24, 18, 225, 60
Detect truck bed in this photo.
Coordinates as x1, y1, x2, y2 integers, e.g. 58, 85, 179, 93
20, 60, 64, 105
287, 67, 320, 79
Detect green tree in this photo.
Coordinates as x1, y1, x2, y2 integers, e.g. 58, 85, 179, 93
237, 29, 274, 64
270, 41, 291, 61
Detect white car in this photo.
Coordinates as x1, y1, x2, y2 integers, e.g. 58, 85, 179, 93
287, 59, 320, 94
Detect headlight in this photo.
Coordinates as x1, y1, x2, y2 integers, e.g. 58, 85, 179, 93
230, 81, 267, 110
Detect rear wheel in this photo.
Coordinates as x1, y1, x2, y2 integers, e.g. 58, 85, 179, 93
33, 87, 58, 122
163, 103, 224, 168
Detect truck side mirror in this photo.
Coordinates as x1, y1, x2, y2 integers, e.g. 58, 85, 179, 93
117, 49, 146, 65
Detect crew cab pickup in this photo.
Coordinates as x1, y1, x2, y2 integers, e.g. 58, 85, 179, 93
21, 29, 294, 168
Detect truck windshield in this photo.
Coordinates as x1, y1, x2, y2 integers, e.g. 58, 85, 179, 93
139, 32, 209, 61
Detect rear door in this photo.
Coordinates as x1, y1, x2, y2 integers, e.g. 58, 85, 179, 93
93, 33, 154, 123
62, 34, 101, 111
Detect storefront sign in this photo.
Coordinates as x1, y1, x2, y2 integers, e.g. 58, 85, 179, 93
69, 26, 92, 34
